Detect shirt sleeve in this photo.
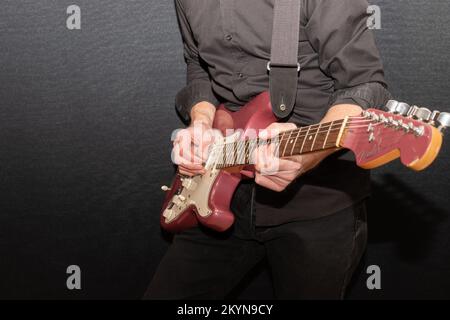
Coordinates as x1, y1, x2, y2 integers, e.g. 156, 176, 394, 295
329, 82, 392, 109
305, 0, 389, 108
174, 0, 219, 124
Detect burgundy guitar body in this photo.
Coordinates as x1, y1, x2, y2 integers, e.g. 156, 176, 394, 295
160, 92, 276, 233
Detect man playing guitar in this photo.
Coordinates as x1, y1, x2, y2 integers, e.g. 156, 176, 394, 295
146, 0, 392, 299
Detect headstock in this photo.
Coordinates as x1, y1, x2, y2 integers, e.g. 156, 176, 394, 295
340, 100, 448, 171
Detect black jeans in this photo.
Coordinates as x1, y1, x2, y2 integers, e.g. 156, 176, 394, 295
145, 183, 368, 300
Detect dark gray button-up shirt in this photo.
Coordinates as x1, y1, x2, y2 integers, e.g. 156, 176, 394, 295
174, 0, 391, 225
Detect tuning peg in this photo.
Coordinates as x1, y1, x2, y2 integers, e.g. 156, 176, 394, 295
407, 105, 419, 118
385, 100, 398, 113
385, 100, 411, 115
414, 107, 432, 122
437, 112, 450, 131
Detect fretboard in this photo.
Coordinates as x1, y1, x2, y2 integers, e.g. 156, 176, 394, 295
208, 119, 347, 169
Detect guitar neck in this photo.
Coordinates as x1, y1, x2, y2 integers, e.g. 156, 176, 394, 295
209, 118, 348, 169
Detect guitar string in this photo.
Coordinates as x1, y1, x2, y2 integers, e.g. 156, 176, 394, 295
208, 117, 387, 154
210, 121, 382, 151
209, 122, 370, 167
210, 118, 384, 149
206, 115, 414, 168
209, 121, 393, 168
212, 125, 413, 169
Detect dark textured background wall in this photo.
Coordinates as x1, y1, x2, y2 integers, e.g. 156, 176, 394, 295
0, 0, 449, 299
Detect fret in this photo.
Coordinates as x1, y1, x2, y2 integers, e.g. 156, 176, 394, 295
226, 142, 231, 166
300, 125, 311, 154
336, 117, 349, 147
311, 123, 321, 152
223, 142, 227, 167
249, 139, 257, 162
239, 140, 246, 165
323, 121, 333, 149
291, 128, 301, 156
244, 140, 250, 164
229, 142, 232, 166
251, 138, 259, 165
227, 142, 233, 166
280, 131, 292, 158
248, 140, 253, 165
233, 141, 238, 165
304, 125, 314, 152
236, 140, 243, 165
222, 142, 226, 167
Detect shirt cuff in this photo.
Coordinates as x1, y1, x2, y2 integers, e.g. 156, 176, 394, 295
175, 81, 220, 124
329, 82, 392, 110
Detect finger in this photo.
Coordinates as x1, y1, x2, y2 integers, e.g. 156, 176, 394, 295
253, 144, 271, 172
177, 138, 205, 164
179, 167, 205, 177
173, 149, 204, 170
177, 151, 205, 171
177, 157, 204, 169
211, 128, 224, 143
175, 131, 194, 155
267, 170, 299, 182
197, 140, 214, 162
262, 143, 280, 174
255, 174, 289, 192
172, 141, 194, 165
276, 158, 302, 172
254, 144, 280, 175
174, 128, 193, 145
191, 123, 214, 146
179, 164, 204, 173
178, 151, 204, 168
255, 161, 294, 182
253, 144, 270, 172
194, 129, 223, 161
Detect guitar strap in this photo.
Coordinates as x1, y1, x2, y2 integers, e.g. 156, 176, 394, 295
269, 0, 302, 119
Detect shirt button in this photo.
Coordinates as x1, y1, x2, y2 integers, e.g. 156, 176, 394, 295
238, 73, 244, 78
225, 34, 233, 41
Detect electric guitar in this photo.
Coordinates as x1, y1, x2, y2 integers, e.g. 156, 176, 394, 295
160, 92, 449, 233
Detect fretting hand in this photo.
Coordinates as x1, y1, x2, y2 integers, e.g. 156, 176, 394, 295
253, 123, 325, 192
